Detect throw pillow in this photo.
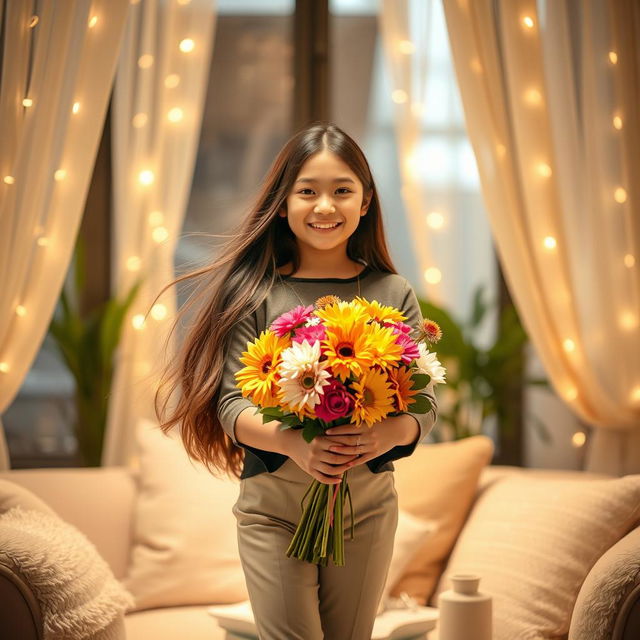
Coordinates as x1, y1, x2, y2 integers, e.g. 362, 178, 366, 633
0, 478, 57, 516
123, 418, 248, 610
390, 435, 495, 604
433, 473, 640, 640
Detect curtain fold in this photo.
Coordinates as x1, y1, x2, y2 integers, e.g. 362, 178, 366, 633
0, 1, 130, 470
102, 0, 217, 467
441, 0, 640, 474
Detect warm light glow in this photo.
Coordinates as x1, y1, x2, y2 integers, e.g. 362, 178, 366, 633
126, 256, 142, 272
29, 16, 39, 28
496, 143, 506, 158
536, 162, 552, 178
23, 98, 33, 107
524, 88, 542, 106
88, 15, 98, 28
392, 89, 408, 104
631, 386, 640, 404
565, 387, 578, 401
0, 363, 9, 373
423, 267, 442, 284
543, 236, 557, 250
426, 211, 445, 230
165, 74, 180, 88
470, 58, 482, 74
138, 54, 154, 69
72, 102, 80, 114
132, 113, 148, 128
609, 51, 618, 64
138, 169, 155, 186
179, 38, 195, 53
563, 339, 576, 353
4, 176, 15, 185
152, 226, 169, 243
571, 431, 586, 448
167, 107, 184, 122
619, 312, 638, 331
132, 314, 146, 330
613, 114, 623, 130
16, 305, 27, 317
54, 169, 66, 181
148, 211, 164, 226
398, 39, 415, 54
522, 16, 535, 29
37, 237, 50, 247
410, 103, 424, 117
151, 304, 168, 321
614, 187, 627, 203
177, 0, 192, 5
624, 254, 636, 268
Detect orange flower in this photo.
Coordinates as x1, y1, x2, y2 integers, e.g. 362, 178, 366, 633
387, 366, 419, 412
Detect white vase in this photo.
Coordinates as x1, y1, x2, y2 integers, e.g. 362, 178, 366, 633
437, 573, 492, 640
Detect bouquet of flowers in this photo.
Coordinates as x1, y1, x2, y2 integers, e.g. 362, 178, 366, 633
234, 295, 446, 566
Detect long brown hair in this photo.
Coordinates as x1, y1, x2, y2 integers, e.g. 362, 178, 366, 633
155, 121, 398, 479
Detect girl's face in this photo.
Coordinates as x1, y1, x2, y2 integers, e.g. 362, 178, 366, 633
279, 149, 370, 256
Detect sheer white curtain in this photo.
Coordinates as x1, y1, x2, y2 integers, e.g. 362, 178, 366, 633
0, 1, 130, 470
441, 0, 640, 474
103, 0, 217, 466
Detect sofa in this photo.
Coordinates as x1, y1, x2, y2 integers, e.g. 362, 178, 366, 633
1, 428, 639, 640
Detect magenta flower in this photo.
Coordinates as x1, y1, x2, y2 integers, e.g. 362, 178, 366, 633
315, 378, 355, 422
384, 320, 412, 334
269, 305, 315, 337
292, 323, 327, 346
393, 331, 421, 364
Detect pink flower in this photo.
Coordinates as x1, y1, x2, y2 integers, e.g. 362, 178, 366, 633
315, 378, 355, 422
269, 305, 315, 337
292, 324, 327, 346
393, 331, 421, 364
384, 321, 412, 334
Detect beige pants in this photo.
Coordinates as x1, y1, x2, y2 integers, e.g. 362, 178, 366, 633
232, 457, 398, 640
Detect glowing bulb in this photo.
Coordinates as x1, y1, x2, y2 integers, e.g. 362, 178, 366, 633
138, 54, 154, 69
524, 88, 542, 106
614, 187, 627, 203
167, 107, 184, 122
23, 98, 33, 107
631, 386, 640, 404
609, 51, 618, 64
613, 114, 622, 130
426, 211, 445, 229
16, 305, 27, 317
148, 211, 164, 226
72, 102, 80, 114
138, 169, 155, 186
563, 339, 576, 353
132, 113, 148, 128
619, 312, 638, 330
151, 304, 168, 320
54, 169, 66, 181
88, 15, 98, 28
398, 40, 415, 54
522, 16, 534, 29
571, 431, 586, 448
0, 362, 9, 373
423, 267, 442, 284
4, 176, 15, 185
179, 38, 195, 53
126, 256, 142, 272
624, 254, 635, 268
543, 236, 557, 250
392, 90, 408, 104
536, 162, 552, 178
152, 226, 169, 243
165, 74, 180, 88
132, 314, 146, 330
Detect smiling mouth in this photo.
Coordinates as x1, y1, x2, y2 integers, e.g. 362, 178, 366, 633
308, 222, 342, 230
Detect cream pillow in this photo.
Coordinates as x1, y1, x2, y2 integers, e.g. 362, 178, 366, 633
390, 435, 495, 605
123, 418, 248, 610
433, 473, 640, 640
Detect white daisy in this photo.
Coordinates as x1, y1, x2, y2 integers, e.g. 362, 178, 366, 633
305, 316, 322, 326
277, 340, 331, 410
416, 342, 447, 385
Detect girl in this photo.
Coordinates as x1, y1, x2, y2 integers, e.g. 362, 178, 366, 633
156, 122, 438, 639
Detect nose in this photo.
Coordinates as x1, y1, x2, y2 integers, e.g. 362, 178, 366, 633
314, 195, 336, 214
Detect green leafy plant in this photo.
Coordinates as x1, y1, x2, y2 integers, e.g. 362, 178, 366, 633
48, 239, 141, 466
417, 284, 551, 445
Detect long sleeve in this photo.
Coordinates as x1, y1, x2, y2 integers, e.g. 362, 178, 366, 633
368, 280, 439, 472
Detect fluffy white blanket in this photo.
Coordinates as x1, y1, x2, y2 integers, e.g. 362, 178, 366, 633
0, 506, 135, 640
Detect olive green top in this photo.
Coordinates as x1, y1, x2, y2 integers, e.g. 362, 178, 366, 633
216, 263, 438, 479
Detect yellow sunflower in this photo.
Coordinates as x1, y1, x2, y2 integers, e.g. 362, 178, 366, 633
387, 365, 419, 412
235, 330, 290, 408
353, 296, 407, 324
364, 322, 404, 370
322, 322, 375, 381
314, 299, 368, 329
350, 368, 395, 427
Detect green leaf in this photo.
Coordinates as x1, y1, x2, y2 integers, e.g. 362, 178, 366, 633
410, 372, 430, 390
302, 420, 324, 443
407, 394, 432, 414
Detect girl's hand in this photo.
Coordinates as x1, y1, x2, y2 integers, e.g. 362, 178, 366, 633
282, 428, 361, 485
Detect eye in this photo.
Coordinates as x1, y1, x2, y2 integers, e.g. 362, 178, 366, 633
298, 188, 314, 195
336, 187, 352, 194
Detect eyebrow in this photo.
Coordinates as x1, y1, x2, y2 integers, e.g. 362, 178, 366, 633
295, 177, 356, 184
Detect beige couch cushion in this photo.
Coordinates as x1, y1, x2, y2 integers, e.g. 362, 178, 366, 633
123, 419, 248, 611
0, 479, 57, 516
390, 435, 494, 604
433, 473, 640, 640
